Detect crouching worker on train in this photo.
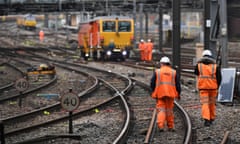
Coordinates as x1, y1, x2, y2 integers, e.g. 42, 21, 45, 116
150, 56, 181, 132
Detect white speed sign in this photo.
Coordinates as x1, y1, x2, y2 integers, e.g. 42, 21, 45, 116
60, 92, 79, 111
15, 78, 29, 92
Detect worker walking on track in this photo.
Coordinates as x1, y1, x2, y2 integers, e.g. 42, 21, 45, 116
194, 49, 222, 127
138, 39, 146, 61
146, 39, 153, 61
39, 30, 44, 42
150, 56, 181, 132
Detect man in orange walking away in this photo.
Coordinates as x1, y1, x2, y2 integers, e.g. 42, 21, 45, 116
194, 49, 222, 126
39, 30, 44, 42
138, 39, 146, 61
150, 56, 181, 132
146, 39, 153, 61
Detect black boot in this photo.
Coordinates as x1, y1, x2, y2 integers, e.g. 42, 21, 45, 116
204, 119, 211, 127
210, 119, 214, 124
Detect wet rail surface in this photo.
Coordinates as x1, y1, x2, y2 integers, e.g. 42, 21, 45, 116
0, 62, 24, 91
1, 51, 194, 143
1, 52, 131, 143
0, 32, 240, 143
98, 61, 240, 143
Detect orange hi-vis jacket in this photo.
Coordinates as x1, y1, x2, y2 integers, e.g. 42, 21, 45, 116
151, 66, 178, 99
138, 42, 145, 51
39, 30, 44, 41
146, 42, 153, 52
197, 63, 218, 90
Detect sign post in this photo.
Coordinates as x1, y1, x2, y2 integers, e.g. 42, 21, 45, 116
60, 89, 79, 133
0, 120, 5, 144
15, 78, 29, 107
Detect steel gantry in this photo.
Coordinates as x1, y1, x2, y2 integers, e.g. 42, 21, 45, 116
204, 0, 228, 68
0, 0, 204, 15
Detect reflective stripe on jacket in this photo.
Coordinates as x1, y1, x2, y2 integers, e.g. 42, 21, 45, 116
151, 66, 178, 99
197, 63, 218, 89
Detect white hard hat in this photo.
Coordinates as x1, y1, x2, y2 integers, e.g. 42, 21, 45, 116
160, 56, 170, 63
202, 50, 212, 56
140, 39, 144, 42
148, 39, 151, 42
40, 64, 48, 68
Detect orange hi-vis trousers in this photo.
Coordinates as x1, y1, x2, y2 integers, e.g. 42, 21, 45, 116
156, 97, 175, 129
138, 43, 146, 61
146, 42, 153, 61
199, 89, 218, 121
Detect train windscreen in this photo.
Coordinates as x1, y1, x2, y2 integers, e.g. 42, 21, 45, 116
103, 21, 116, 32
118, 21, 131, 32
102, 20, 131, 32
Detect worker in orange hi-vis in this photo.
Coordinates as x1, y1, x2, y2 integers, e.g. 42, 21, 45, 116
39, 30, 44, 42
146, 39, 154, 61
151, 56, 181, 132
138, 39, 146, 61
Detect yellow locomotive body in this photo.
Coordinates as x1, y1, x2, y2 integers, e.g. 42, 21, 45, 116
78, 16, 134, 61
27, 64, 56, 76
16, 14, 37, 30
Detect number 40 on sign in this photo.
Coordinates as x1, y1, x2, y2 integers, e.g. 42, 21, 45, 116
60, 92, 80, 112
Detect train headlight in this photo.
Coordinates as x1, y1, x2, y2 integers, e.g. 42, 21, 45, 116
122, 50, 127, 56
106, 51, 112, 56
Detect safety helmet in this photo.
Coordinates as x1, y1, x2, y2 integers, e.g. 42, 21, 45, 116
40, 64, 48, 68
148, 39, 151, 42
140, 39, 144, 42
160, 56, 170, 63
202, 50, 212, 56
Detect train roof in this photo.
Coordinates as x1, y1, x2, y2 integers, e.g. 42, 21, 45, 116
93, 16, 132, 20
17, 14, 35, 18
79, 16, 133, 24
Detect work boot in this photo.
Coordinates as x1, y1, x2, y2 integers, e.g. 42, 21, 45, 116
168, 128, 175, 132
158, 128, 164, 132
204, 119, 211, 127
210, 119, 214, 124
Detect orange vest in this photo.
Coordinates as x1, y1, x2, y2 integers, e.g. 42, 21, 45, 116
197, 63, 218, 90
146, 42, 153, 52
39, 31, 44, 41
138, 43, 145, 51
151, 66, 178, 99
39, 31, 44, 37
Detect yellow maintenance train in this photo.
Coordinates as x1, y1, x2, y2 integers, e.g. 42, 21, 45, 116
78, 16, 134, 61
16, 14, 37, 30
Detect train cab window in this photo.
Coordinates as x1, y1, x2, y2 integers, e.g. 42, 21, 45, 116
29, 16, 36, 20
103, 21, 116, 32
118, 21, 131, 32
25, 15, 36, 21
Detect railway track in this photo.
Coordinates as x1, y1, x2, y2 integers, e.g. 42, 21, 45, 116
0, 50, 195, 143
1, 23, 240, 143
3, 60, 131, 143
86, 61, 240, 143
0, 62, 23, 91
